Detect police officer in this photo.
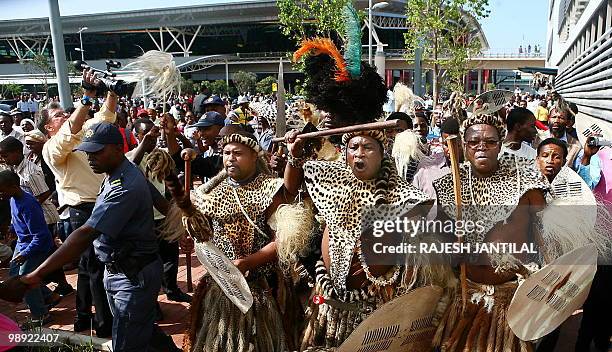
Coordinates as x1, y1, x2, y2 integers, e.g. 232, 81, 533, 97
18, 122, 178, 352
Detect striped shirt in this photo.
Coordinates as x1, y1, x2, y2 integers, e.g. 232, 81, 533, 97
12, 158, 60, 225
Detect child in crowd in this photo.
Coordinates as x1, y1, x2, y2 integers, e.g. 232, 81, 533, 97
0, 170, 54, 325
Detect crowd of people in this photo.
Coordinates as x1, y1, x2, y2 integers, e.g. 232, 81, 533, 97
0, 20, 611, 352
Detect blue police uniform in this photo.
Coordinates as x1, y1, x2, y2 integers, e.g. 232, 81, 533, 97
85, 157, 162, 352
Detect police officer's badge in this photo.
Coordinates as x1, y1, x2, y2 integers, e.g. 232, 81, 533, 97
84, 129, 94, 139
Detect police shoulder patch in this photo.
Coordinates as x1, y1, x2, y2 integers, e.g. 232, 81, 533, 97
109, 178, 122, 189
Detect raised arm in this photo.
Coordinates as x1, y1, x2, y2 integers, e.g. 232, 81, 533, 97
164, 170, 212, 242
127, 126, 159, 165
283, 130, 306, 196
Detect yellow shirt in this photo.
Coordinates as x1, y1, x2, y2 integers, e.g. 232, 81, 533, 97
535, 106, 549, 122
42, 104, 116, 207
228, 107, 252, 125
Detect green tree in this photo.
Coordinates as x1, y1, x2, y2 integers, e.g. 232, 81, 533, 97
404, 0, 489, 105
277, 0, 353, 44
22, 54, 79, 104
210, 80, 229, 96
180, 78, 196, 95
23, 54, 54, 102
256, 76, 277, 95
0, 83, 23, 99
232, 71, 257, 95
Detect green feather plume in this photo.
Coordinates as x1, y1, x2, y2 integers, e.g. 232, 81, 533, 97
342, 2, 362, 78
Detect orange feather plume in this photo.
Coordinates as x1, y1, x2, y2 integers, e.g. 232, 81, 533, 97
293, 38, 350, 83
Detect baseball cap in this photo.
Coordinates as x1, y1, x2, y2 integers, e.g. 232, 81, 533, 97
74, 122, 124, 153
237, 96, 250, 104
191, 111, 225, 128
203, 95, 224, 106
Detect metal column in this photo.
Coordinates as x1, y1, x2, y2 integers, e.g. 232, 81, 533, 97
414, 47, 423, 96
225, 60, 229, 88
47, 0, 73, 109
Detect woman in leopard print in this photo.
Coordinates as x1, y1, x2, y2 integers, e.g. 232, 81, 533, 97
432, 114, 549, 352
282, 128, 455, 350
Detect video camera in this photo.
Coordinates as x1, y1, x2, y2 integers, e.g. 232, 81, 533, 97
73, 59, 136, 97
587, 137, 612, 147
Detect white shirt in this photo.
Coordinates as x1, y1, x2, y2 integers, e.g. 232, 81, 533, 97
383, 90, 395, 113
17, 100, 29, 112
527, 100, 539, 114
0, 128, 24, 143
500, 142, 537, 160
27, 99, 39, 112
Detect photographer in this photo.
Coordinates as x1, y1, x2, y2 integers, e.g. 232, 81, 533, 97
41, 69, 119, 337
575, 136, 607, 192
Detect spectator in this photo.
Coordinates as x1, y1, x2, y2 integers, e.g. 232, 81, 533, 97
41, 72, 115, 337
17, 95, 29, 116
0, 136, 59, 227
502, 107, 537, 159
427, 104, 444, 140
533, 104, 582, 169
192, 88, 208, 116
0, 112, 23, 143
227, 96, 255, 126
203, 95, 227, 118
124, 121, 192, 305
115, 111, 137, 153
10, 111, 24, 134
20, 119, 35, 133
412, 113, 430, 144
566, 102, 579, 140
0, 170, 55, 326
24, 130, 54, 200
250, 116, 274, 152
27, 94, 40, 116
535, 100, 549, 127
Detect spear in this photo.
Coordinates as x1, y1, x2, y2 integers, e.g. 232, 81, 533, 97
445, 135, 467, 314
276, 58, 286, 138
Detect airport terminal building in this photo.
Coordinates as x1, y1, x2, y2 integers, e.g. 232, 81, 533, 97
0, 0, 543, 96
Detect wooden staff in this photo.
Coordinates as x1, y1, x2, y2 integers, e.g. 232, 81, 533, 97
446, 135, 468, 315
182, 148, 198, 293
270, 119, 401, 144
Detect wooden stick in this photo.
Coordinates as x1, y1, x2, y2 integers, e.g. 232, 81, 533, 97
184, 154, 193, 293
446, 135, 467, 315
270, 120, 401, 144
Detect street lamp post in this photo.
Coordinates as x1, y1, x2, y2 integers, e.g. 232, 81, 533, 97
77, 26, 88, 61
368, 1, 389, 65
368, 0, 372, 65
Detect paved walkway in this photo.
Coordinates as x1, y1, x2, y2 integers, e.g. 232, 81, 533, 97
0, 252, 204, 349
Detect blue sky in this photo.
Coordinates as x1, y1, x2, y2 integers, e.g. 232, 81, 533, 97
480, 0, 549, 51
1, 0, 549, 50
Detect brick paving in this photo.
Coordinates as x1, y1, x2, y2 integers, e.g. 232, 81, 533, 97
0, 252, 204, 348
0, 252, 603, 351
